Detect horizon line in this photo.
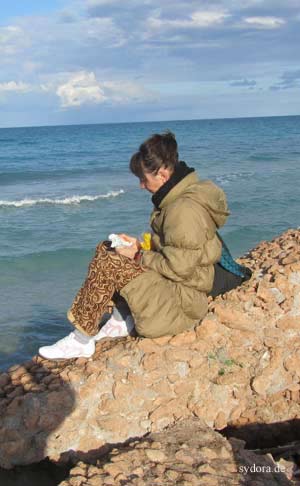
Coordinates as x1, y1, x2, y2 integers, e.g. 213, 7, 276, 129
0, 113, 299, 130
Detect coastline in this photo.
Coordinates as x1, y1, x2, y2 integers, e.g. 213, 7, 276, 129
1, 228, 300, 484
1, 116, 300, 372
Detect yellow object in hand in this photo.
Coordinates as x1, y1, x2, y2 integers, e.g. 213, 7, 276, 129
140, 232, 152, 251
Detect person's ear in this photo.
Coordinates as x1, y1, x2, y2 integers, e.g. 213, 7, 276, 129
157, 167, 171, 183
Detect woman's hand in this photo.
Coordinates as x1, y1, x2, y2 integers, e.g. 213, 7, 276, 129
115, 234, 140, 260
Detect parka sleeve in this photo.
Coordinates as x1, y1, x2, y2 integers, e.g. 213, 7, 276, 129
141, 201, 209, 282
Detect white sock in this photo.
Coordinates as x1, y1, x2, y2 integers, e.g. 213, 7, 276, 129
113, 305, 130, 322
74, 329, 93, 344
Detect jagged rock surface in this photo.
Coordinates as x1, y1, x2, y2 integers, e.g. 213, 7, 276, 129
0, 229, 300, 469
58, 418, 292, 486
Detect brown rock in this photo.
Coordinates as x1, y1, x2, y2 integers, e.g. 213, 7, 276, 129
173, 380, 196, 396
213, 304, 254, 330
252, 348, 293, 396
20, 374, 34, 386
116, 354, 133, 368
142, 353, 162, 371
0, 374, 10, 387
166, 470, 179, 480
100, 416, 130, 440
7, 364, 20, 374
131, 466, 144, 477
137, 339, 160, 353
1, 228, 300, 471
75, 357, 89, 367
164, 348, 192, 362
284, 351, 300, 374
145, 449, 166, 463
47, 380, 61, 391
257, 282, 279, 304
7, 386, 24, 399
282, 254, 298, 265
195, 317, 220, 339
4, 438, 26, 457
189, 355, 205, 368
154, 335, 171, 346
197, 463, 216, 474
102, 463, 124, 478
214, 411, 227, 430
41, 375, 56, 385
169, 330, 196, 346
112, 381, 130, 400
276, 316, 300, 330
175, 449, 195, 465
85, 361, 103, 375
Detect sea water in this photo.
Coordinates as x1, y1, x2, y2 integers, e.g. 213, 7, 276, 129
1, 116, 299, 370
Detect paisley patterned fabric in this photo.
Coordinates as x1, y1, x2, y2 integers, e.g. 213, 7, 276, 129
68, 241, 144, 336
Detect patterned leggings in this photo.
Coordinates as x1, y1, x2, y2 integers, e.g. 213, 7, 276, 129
67, 241, 144, 336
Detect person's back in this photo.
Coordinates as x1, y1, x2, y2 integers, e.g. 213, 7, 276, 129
121, 156, 229, 337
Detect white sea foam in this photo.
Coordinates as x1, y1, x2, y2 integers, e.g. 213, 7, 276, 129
0, 190, 125, 208
215, 171, 255, 185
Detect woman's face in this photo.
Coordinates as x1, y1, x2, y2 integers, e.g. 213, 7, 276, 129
139, 167, 172, 194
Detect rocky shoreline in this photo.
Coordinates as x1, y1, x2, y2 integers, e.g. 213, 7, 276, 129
1, 228, 300, 484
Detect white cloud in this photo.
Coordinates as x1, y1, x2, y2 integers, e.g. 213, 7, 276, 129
243, 16, 285, 28
230, 78, 257, 88
87, 0, 122, 6
0, 0, 298, 125
0, 81, 31, 93
56, 71, 106, 108
0, 25, 30, 56
191, 11, 231, 27
54, 71, 156, 108
22, 61, 43, 74
102, 80, 157, 103
86, 0, 145, 9
82, 17, 126, 46
148, 9, 230, 31
4, 13, 126, 70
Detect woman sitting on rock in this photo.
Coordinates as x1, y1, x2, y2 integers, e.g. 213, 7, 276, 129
39, 131, 250, 360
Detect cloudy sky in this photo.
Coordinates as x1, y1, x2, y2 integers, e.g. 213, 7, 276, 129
0, 0, 299, 127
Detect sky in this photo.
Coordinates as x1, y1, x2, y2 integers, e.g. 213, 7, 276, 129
0, 0, 299, 127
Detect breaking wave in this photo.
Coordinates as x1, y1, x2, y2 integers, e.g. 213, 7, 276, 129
0, 190, 125, 208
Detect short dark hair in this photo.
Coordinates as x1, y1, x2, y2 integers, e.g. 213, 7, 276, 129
130, 131, 179, 179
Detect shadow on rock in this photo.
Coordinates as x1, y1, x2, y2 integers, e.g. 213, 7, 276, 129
0, 459, 70, 486
56, 417, 294, 486
222, 419, 300, 484
223, 418, 300, 450
0, 357, 76, 484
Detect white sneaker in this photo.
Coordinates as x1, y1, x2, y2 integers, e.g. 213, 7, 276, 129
39, 331, 95, 360
94, 314, 135, 341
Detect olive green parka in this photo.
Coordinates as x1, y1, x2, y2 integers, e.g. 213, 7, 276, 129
121, 171, 229, 338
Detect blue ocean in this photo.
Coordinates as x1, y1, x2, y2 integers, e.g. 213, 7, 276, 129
1, 116, 299, 371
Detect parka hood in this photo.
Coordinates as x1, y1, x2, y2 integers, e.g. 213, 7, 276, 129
159, 171, 230, 229
191, 178, 230, 229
